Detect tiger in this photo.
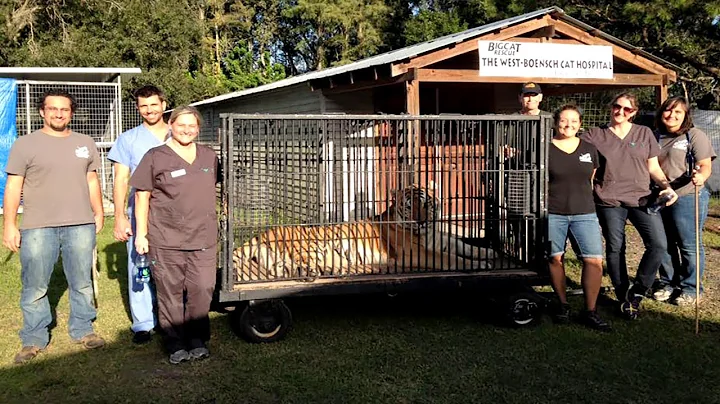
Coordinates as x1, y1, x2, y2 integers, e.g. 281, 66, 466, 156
233, 185, 496, 281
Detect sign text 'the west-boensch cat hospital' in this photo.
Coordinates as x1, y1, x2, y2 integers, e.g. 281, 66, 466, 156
478, 41, 614, 79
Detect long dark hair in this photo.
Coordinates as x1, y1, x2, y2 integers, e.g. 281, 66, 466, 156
654, 96, 694, 135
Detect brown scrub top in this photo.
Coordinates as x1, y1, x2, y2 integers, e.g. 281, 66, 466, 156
130, 144, 219, 250
581, 124, 660, 207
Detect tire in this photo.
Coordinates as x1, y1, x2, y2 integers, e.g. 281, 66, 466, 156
505, 291, 542, 327
231, 300, 293, 343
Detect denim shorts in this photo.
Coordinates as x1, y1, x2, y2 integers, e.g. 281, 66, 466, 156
548, 213, 603, 259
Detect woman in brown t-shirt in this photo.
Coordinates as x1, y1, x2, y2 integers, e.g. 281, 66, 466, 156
132, 106, 219, 364
581, 92, 677, 320
652, 96, 716, 306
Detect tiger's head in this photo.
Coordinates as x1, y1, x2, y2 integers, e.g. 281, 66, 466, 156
390, 185, 439, 233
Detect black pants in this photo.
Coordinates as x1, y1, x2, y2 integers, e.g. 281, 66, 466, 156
596, 205, 667, 300
150, 246, 217, 353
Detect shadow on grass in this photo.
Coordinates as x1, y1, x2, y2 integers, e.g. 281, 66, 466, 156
2, 291, 720, 404
102, 241, 132, 323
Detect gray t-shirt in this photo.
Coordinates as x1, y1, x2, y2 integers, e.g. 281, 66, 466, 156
5, 130, 100, 229
582, 124, 660, 207
657, 127, 717, 197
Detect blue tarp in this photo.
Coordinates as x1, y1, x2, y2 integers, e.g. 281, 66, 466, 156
0, 79, 17, 208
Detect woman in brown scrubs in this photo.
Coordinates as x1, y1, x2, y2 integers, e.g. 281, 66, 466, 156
581, 93, 677, 320
132, 106, 219, 364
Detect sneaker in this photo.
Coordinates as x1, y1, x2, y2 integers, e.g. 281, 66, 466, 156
552, 302, 571, 324
578, 310, 612, 332
132, 330, 152, 345
675, 293, 700, 307
169, 349, 190, 365
620, 294, 642, 320
652, 285, 675, 302
73, 333, 106, 349
13, 346, 43, 364
189, 346, 210, 361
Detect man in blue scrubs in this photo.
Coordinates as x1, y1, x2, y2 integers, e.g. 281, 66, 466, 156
108, 85, 169, 344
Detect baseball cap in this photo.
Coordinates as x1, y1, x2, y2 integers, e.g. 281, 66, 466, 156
520, 82, 542, 95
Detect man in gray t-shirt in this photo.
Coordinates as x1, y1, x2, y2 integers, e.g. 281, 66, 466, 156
2, 89, 106, 364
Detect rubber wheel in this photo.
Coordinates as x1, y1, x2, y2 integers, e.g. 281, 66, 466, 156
505, 292, 541, 327
231, 300, 293, 343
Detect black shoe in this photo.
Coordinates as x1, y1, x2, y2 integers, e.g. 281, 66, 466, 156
552, 303, 571, 324
620, 290, 643, 320
578, 310, 612, 332
132, 330, 153, 345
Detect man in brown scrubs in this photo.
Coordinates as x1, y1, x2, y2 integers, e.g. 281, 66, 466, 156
131, 106, 219, 364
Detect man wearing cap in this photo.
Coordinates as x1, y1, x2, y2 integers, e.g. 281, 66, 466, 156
517, 82, 551, 116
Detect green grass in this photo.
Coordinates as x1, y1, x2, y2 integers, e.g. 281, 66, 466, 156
2, 218, 720, 403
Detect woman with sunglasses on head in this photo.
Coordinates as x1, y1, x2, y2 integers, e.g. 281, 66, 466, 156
547, 105, 610, 331
651, 97, 715, 306
581, 92, 677, 320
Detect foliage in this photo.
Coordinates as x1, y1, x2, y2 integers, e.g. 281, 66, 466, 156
0, 0, 718, 108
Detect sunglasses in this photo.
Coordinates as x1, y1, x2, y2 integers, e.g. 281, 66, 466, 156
612, 103, 636, 114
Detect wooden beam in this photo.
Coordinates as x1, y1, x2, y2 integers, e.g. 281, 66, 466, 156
507, 37, 584, 45
391, 15, 553, 76
551, 18, 677, 82
416, 69, 665, 86
319, 71, 414, 95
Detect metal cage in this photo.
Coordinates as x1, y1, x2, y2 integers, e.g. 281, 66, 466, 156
218, 114, 551, 302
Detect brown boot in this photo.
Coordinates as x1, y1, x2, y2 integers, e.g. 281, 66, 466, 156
73, 333, 106, 349
14, 346, 43, 364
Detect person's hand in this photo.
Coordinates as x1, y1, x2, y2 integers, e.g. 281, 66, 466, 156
691, 168, 705, 187
135, 235, 149, 255
659, 188, 679, 207
94, 214, 104, 234
3, 224, 21, 252
113, 215, 132, 242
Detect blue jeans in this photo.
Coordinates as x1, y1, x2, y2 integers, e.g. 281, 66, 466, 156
548, 213, 603, 259
19, 224, 97, 348
127, 213, 156, 333
596, 205, 667, 299
658, 188, 709, 297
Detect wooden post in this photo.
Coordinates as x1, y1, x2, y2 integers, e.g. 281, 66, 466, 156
405, 68, 420, 187
656, 75, 668, 105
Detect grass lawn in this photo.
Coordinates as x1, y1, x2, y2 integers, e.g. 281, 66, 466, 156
2, 216, 720, 404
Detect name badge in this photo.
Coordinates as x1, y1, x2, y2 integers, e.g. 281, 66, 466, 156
170, 169, 187, 178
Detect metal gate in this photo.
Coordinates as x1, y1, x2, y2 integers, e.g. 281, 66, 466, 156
218, 114, 551, 301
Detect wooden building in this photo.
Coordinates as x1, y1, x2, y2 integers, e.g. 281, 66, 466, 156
191, 6, 679, 141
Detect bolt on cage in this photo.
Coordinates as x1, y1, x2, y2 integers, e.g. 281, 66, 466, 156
218, 114, 551, 302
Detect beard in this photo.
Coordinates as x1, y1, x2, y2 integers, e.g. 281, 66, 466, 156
47, 121, 68, 132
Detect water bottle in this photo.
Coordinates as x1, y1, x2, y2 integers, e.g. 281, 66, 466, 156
135, 254, 151, 284
648, 192, 673, 214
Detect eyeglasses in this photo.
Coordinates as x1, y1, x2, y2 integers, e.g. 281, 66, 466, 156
612, 103, 636, 115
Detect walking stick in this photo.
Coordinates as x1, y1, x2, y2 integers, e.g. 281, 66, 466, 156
92, 246, 99, 309
695, 183, 700, 335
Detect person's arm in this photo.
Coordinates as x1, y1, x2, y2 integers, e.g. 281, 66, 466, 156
87, 171, 104, 233
648, 156, 678, 206
692, 158, 712, 187
134, 191, 151, 255
113, 163, 132, 241
2, 175, 24, 252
